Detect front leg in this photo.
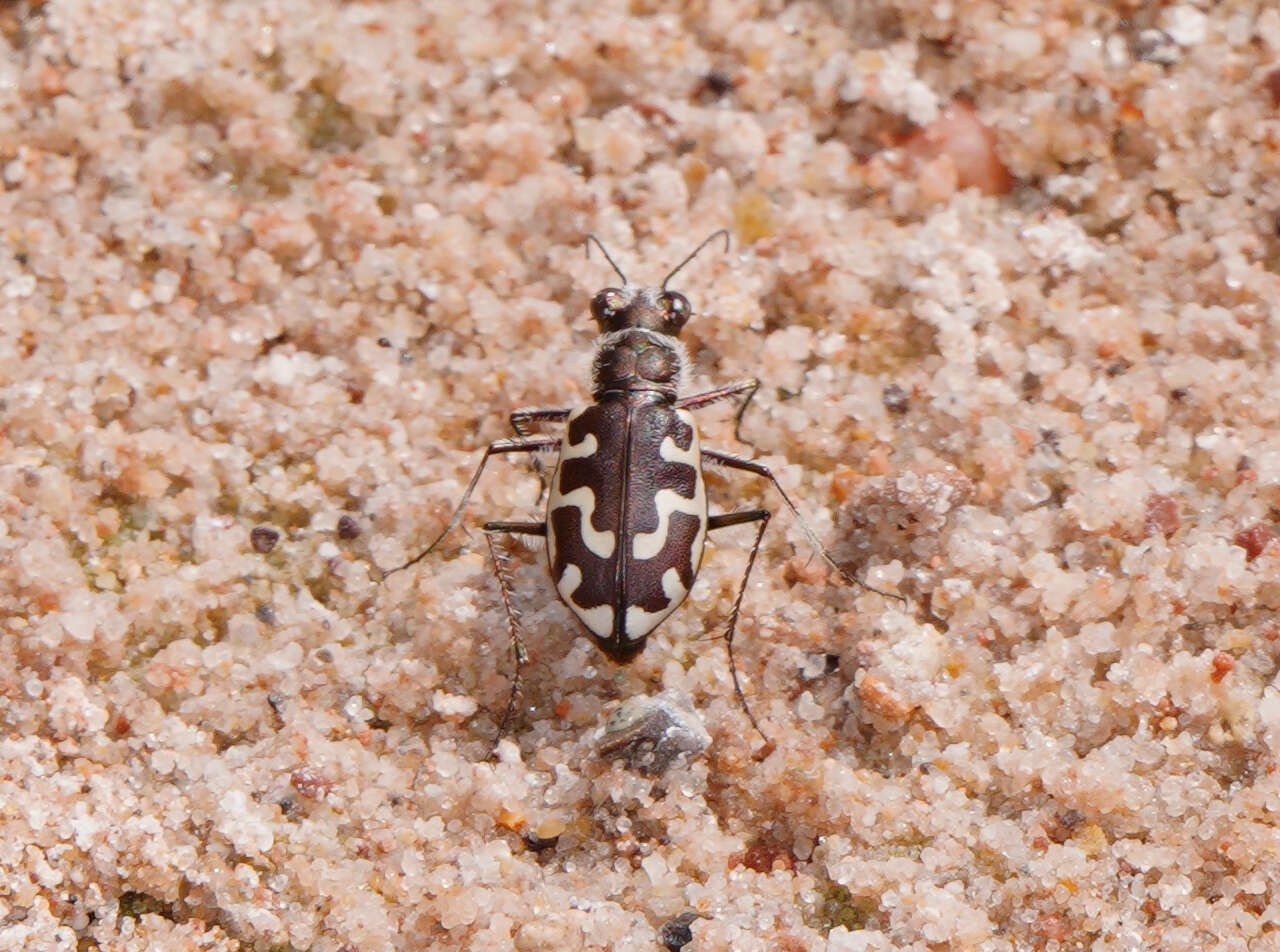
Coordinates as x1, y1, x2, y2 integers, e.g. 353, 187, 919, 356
510, 407, 572, 437
677, 378, 759, 445
510, 407, 572, 498
702, 448, 905, 603
382, 434, 559, 577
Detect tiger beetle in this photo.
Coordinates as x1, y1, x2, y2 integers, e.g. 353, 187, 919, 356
387, 231, 900, 747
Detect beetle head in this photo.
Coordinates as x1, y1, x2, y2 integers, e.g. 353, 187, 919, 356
584, 229, 729, 339
590, 286, 691, 337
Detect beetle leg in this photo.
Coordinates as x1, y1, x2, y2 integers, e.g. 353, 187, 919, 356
483, 521, 548, 535
483, 522, 547, 749
707, 508, 769, 530
510, 407, 572, 433
510, 407, 572, 500
707, 508, 772, 748
676, 377, 759, 445
702, 448, 906, 605
382, 434, 560, 577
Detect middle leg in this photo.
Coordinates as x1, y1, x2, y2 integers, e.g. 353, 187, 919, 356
382, 433, 559, 577
703, 448, 905, 604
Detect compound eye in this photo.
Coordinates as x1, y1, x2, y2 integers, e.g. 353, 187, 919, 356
662, 292, 692, 332
591, 288, 626, 329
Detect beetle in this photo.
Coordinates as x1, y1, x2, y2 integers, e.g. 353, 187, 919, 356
388, 232, 898, 744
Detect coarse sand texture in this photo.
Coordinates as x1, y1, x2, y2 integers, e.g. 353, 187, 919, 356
3, 1, 1280, 950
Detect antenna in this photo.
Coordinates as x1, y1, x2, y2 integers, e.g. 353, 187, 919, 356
584, 234, 628, 285
662, 229, 730, 289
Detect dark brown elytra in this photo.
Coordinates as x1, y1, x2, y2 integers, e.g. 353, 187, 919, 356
385, 231, 902, 750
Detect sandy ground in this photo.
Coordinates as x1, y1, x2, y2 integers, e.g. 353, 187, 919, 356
3, 0, 1280, 949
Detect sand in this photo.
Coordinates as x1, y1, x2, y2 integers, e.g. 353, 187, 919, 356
3, 0, 1280, 949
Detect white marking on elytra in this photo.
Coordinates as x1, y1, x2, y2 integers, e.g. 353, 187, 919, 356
631, 410, 706, 562
623, 567, 689, 640
550, 409, 616, 559
555, 563, 614, 637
